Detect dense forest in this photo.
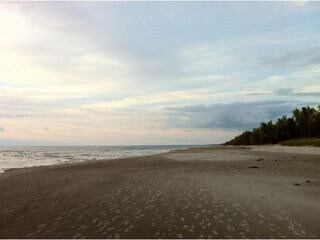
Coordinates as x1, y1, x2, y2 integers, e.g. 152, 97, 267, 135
225, 106, 320, 145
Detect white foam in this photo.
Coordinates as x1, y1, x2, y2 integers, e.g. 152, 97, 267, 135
0, 145, 192, 173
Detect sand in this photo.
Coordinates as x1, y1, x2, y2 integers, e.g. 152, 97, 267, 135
250, 145, 320, 155
0, 145, 319, 238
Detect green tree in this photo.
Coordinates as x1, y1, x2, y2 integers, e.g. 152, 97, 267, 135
225, 105, 319, 145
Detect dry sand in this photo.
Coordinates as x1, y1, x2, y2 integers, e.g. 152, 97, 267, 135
0, 145, 319, 238
251, 145, 320, 155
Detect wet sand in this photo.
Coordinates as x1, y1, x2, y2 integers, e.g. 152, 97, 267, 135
0, 145, 319, 238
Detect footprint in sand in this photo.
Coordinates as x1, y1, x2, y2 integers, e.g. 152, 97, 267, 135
177, 233, 183, 239
73, 233, 82, 239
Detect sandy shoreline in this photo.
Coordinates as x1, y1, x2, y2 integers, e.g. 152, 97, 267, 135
0, 145, 319, 238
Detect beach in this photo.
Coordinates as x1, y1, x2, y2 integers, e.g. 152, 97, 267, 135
0, 145, 319, 238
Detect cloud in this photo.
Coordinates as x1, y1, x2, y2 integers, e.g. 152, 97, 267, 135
259, 47, 320, 69
0, 2, 320, 145
0, 126, 5, 132
0, 114, 31, 118
244, 86, 320, 97
166, 101, 313, 131
274, 88, 320, 97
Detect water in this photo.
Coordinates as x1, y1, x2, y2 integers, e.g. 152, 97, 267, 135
0, 145, 199, 173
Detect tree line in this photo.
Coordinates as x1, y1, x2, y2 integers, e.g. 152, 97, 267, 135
225, 105, 320, 145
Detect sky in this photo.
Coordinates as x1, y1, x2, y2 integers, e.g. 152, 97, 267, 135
0, 1, 320, 146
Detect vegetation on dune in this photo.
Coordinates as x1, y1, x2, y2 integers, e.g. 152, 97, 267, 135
225, 106, 320, 145
280, 138, 320, 147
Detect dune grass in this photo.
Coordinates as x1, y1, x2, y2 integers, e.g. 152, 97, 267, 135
281, 138, 320, 147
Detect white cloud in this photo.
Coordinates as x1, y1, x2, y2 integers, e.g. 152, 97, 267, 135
0, 2, 319, 145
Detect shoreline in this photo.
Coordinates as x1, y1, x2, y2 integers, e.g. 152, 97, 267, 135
0, 145, 320, 238
2, 144, 320, 176
0, 145, 203, 176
